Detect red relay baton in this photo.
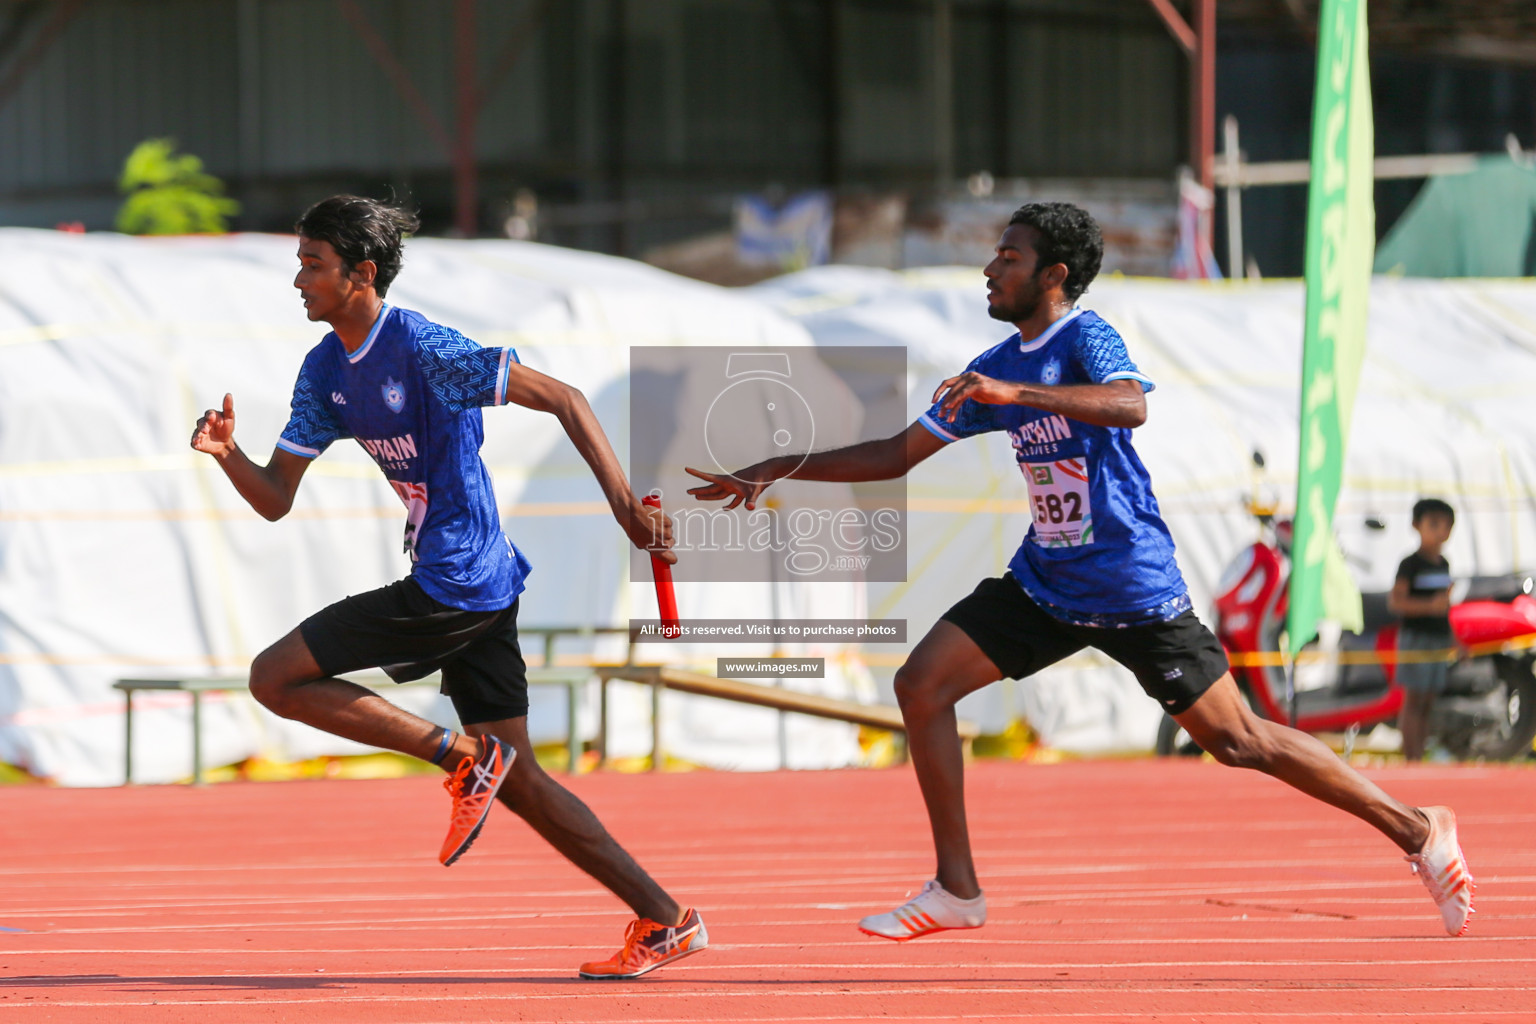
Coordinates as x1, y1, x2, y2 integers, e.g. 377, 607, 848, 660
641, 494, 679, 638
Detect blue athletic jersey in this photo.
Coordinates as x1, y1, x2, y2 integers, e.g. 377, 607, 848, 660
277, 305, 530, 611
919, 308, 1189, 626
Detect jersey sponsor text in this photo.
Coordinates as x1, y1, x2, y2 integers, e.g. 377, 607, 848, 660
361, 433, 417, 469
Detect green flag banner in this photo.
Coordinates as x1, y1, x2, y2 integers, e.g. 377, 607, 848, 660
1287, 0, 1374, 657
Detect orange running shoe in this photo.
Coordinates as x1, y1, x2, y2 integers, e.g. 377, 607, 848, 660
578, 908, 708, 980
439, 735, 515, 866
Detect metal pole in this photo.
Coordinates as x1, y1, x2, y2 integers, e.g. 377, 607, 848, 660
191, 691, 204, 786
1222, 115, 1244, 278
123, 691, 135, 785
1191, 0, 1216, 194
597, 675, 609, 768
765, 499, 788, 770
566, 681, 581, 775
650, 679, 662, 772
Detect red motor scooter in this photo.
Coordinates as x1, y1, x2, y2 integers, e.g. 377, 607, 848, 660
1159, 493, 1536, 760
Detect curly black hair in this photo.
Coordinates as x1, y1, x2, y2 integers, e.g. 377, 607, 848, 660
295, 195, 420, 297
1007, 202, 1103, 302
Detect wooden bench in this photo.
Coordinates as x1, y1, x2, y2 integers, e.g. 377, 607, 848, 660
113, 650, 972, 783
593, 664, 979, 770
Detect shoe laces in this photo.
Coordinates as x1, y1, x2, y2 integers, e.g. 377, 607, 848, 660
444, 756, 491, 834
443, 755, 473, 802
614, 918, 664, 964
898, 881, 942, 913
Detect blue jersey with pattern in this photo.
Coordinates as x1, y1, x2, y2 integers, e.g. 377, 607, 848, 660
277, 305, 530, 611
919, 308, 1189, 626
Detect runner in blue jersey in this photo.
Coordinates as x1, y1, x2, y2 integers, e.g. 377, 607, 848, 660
190, 196, 707, 979
686, 202, 1472, 940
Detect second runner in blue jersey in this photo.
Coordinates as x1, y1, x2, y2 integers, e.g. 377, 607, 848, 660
919, 308, 1186, 626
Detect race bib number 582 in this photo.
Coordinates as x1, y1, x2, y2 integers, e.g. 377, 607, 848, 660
1022, 459, 1093, 547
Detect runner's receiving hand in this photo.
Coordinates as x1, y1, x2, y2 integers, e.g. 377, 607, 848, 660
931, 371, 1021, 421
684, 465, 775, 512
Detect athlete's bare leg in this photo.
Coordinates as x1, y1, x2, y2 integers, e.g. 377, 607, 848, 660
1173, 674, 1431, 854
890, 620, 1007, 901
463, 717, 682, 925
248, 628, 447, 761
248, 629, 683, 924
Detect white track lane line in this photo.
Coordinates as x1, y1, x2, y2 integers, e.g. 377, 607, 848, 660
16, 984, 1536, 1011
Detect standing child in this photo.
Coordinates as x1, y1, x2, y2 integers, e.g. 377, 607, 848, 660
1389, 498, 1457, 762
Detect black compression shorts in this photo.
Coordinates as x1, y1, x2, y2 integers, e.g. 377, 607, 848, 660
940, 574, 1228, 715
299, 577, 528, 725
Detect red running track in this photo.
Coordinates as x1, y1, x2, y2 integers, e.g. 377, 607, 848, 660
2, 759, 1533, 1023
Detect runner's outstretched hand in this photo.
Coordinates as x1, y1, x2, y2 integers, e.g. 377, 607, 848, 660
684, 465, 775, 512
191, 394, 237, 457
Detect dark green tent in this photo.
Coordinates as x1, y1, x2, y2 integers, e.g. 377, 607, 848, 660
1375, 156, 1536, 278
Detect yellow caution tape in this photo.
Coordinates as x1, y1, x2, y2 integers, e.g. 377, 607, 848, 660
1225, 632, 1536, 668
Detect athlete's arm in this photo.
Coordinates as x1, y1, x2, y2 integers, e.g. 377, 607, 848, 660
501, 362, 676, 564
190, 394, 311, 521
685, 421, 946, 512
930, 373, 1146, 429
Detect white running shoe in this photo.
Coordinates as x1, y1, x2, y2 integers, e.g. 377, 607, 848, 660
1406, 805, 1475, 936
858, 880, 987, 941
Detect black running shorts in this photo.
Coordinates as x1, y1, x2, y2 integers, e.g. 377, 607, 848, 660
940, 574, 1228, 715
299, 577, 528, 725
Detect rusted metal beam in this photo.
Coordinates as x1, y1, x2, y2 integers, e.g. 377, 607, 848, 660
334, 0, 455, 157
1145, 0, 1216, 248
0, 0, 85, 116
1191, 0, 1215, 191
336, 0, 551, 238
472, 0, 553, 115
1145, 0, 1195, 54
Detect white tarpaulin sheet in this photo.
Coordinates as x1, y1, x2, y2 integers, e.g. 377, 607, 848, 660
0, 230, 871, 785
3, 228, 1535, 783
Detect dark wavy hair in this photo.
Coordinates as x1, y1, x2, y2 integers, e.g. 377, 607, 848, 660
1007, 202, 1103, 302
295, 195, 420, 297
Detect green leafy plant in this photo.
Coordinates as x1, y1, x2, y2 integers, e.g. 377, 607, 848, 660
116, 138, 240, 235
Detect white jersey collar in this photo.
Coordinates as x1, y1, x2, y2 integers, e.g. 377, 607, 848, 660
1016, 306, 1084, 354
345, 303, 391, 364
